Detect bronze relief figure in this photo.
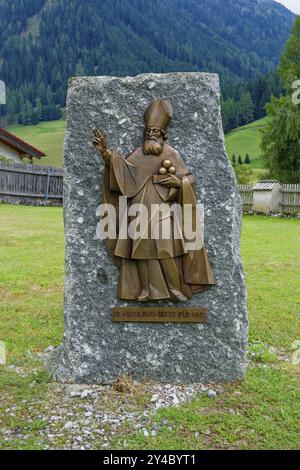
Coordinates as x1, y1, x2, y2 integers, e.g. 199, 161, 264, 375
93, 98, 216, 302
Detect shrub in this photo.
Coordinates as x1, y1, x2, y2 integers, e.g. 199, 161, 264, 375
234, 165, 255, 184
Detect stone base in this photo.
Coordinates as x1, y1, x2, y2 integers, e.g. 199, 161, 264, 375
46, 72, 248, 384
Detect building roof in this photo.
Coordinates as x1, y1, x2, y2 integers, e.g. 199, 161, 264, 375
253, 180, 281, 191
0, 127, 46, 159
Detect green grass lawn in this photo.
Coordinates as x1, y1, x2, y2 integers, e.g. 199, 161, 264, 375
0, 205, 299, 449
7, 117, 269, 177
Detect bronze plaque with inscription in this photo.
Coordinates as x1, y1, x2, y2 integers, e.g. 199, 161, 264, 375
112, 307, 207, 323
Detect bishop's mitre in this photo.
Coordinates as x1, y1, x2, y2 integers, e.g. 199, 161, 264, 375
144, 98, 173, 130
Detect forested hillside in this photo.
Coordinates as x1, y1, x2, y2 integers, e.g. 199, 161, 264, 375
0, 0, 294, 125
221, 70, 283, 132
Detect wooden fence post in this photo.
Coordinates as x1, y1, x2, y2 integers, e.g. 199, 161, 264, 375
44, 167, 51, 203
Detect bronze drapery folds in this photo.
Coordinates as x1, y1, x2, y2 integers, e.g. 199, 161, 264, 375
93, 98, 216, 302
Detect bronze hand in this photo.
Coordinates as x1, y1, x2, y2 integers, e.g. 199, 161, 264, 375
93, 128, 108, 156
158, 174, 181, 188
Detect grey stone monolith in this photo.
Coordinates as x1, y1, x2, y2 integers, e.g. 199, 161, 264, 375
46, 72, 248, 384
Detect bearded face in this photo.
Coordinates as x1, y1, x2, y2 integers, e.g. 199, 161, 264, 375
143, 127, 165, 156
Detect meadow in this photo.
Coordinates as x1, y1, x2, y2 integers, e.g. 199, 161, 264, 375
225, 116, 269, 169
0, 205, 299, 450
7, 120, 66, 168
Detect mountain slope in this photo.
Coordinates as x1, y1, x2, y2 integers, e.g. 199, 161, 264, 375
0, 0, 294, 123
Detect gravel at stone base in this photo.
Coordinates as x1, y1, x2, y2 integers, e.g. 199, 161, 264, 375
3, 343, 288, 450
1, 376, 224, 450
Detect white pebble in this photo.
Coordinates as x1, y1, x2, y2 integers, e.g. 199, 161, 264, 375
63, 421, 74, 430
150, 394, 159, 402
81, 389, 93, 398
172, 395, 180, 405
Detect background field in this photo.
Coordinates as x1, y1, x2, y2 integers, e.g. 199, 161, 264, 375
225, 116, 269, 168
0, 205, 299, 449
7, 118, 269, 177
7, 121, 66, 168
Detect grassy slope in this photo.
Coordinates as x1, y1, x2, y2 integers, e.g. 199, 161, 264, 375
7, 120, 66, 168
7, 117, 269, 172
225, 116, 269, 168
0, 205, 299, 449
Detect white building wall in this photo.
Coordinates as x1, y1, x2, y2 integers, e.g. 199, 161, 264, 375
0, 142, 22, 162
253, 189, 282, 213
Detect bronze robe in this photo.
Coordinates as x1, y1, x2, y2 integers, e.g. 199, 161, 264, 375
103, 143, 216, 300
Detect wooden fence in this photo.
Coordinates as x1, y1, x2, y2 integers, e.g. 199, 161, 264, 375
238, 183, 300, 213
238, 184, 253, 212
0, 162, 299, 212
0, 161, 63, 205
281, 184, 300, 213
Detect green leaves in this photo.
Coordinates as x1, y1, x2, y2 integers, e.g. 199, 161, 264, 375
262, 87, 300, 182
279, 17, 300, 90
247, 341, 277, 364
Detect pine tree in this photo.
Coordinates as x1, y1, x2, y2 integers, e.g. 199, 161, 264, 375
6, 90, 17, 123
232, 154, 236, 166
18, 97, 27, 125
238, 155, 243, 165
34, 97, 43, 122
24, 99, 34, 125
245, 154, 251, 164
239, 91, 254, 124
